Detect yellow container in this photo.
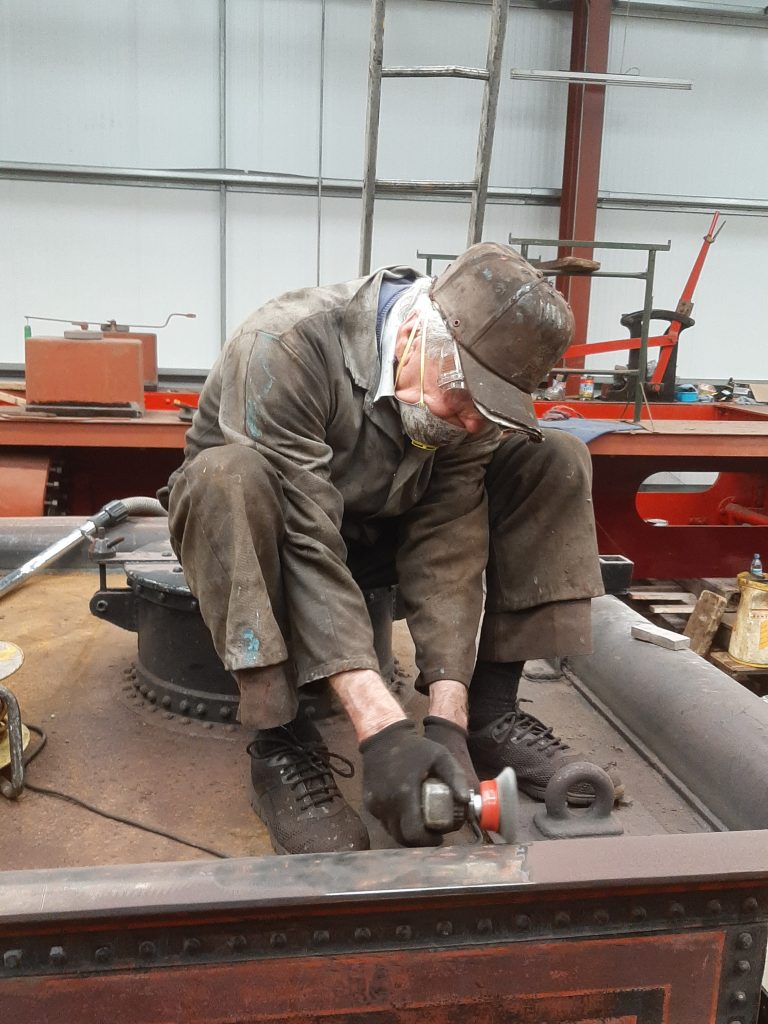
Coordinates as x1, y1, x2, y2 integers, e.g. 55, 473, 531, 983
728, 571, 768, 667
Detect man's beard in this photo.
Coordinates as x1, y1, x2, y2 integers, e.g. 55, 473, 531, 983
398, 401, 468, 447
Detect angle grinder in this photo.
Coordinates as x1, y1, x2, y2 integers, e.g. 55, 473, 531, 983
422, 767, 519, 843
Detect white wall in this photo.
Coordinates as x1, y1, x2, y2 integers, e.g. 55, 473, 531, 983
1, 0, 766, 380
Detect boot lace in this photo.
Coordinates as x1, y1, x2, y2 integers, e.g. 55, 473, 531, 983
247, 731, 355, 810
491, 701, 571, 756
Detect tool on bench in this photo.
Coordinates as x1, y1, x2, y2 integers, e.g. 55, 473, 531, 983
422, 767, 519, 843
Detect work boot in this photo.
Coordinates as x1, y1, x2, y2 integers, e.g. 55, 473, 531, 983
468, 704, 624, 806
247, 718, 370, 855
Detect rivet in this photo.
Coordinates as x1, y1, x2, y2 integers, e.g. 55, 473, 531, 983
228, 935, 247, 951
140, 685, 149, 697
594, 909, 610, 925
669, 902, 685, 919
514, 914, 531, 930
731, 991, 748, 1007
742, 897, 758, 913
220, 706, 232, 720
707, 899, 722, 914
190, 599, 199, 610
436, 921, 453, 937
94, 945, 113, 964
195, 703, 207, 717
3, 949, 22, 969
270, 933, 286, 949
727, 1019, 745, 1024
182, 937, 201, 955
734, 960, 751, 975
736, 933, 753, 950
49, 946, 67, 966
554, 912, 570, 927
476, 918, 493, 934
179, 699, 190, 713
355, 927, 371, 942
161, 696, 172, 708
631, 906, 647, 922
138, 941, 156, 959
313, 930, 329, 945
396, 925, 412, 941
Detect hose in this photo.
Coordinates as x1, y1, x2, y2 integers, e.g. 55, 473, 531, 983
0, 496, 167, 601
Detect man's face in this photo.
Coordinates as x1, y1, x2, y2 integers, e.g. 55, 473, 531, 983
393, 311, 487, 442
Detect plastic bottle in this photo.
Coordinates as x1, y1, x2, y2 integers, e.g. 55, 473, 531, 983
750, 553, 764, 578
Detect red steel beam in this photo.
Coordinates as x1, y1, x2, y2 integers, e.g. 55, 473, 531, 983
558, 0, 612, 360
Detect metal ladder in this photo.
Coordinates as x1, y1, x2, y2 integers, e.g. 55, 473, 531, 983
358, 0, 508, 276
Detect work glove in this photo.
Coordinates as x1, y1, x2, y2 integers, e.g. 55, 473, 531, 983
423, 716, 480, 793
360, 720, 469, 847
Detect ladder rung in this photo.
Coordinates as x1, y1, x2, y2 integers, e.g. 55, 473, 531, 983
382, 65, 490, 81
376, 179, 478, 193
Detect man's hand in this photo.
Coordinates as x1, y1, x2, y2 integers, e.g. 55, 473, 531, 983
360, 721, 469, 846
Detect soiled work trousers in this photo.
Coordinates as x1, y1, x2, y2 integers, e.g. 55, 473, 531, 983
168, 430, 604, 727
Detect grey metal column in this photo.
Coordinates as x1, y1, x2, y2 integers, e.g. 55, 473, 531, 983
218, 0, 228, 349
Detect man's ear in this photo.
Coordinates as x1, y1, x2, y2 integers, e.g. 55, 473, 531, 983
394, 310, 420, 363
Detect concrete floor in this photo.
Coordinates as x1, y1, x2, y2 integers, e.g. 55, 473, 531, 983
0, 571, 709, 871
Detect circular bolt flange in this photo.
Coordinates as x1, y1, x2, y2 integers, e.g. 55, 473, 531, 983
514, 914, 531, 930
313, 930, 329, 945
94, 946, 113, 964
742, 897, 758, 913
669, 902, 685, 919
94, 599, 108, 613
139, 941, 157, 959
476, 918, 493, 935
49, 946, 67, 966
228, 935, 247, 951
183, 938, 201, 956
436, 921, 453, 937
631, 906, 647, 922
354, 927, 371, 942
269, 933, 286, 949
594, 909, 610, 925
731, 991, 748, 1007
736, 933, 753, 950
554, 912, 571, 927
3, 949, 22, 969
395, 925, 412, 941
707, 899, 722, 914
734, 960, 751, 975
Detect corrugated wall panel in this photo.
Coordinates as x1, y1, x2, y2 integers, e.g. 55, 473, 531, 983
0, 181, 220, 368
0, 0, 219, 168
601, 15, 768, 200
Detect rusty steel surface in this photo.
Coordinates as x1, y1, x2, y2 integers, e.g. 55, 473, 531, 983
0, 454, 50, 516
25, 336, 145, 410
1, 837, 767, 1023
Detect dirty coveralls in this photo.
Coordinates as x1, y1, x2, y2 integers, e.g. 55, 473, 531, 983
164, 267, 605, 728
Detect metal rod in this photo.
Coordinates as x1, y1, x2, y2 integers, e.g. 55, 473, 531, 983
3, 163, 768, 216
632, 248, 656, 424
721, 502, 768, 526
376, 178, 477, 191
510, 69, 692, 89
509, 235, 672, 251
359, 0, 385, 276
549, 366, 639, 376
382, 65, 489, 79
0, 522, 98, 600
316, 0, 327, 287
218, 0, 228, 349
467, 0, 507, 246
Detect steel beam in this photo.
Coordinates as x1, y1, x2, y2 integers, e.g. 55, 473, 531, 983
557, 0, 612, 355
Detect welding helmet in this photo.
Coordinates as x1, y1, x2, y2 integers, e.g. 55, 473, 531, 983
429, 242, 574, 440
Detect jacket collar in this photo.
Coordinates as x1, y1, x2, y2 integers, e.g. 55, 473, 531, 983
339, 266, 423, 393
